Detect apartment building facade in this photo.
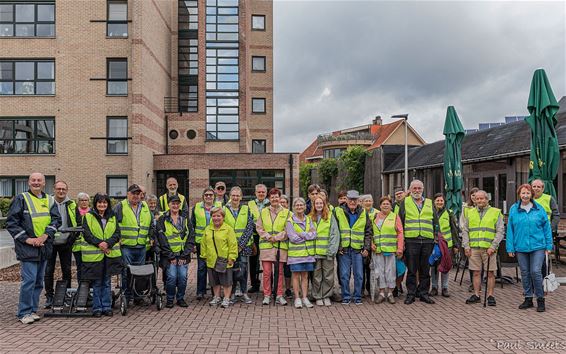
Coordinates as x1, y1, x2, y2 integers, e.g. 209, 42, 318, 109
0, 0, 299, 205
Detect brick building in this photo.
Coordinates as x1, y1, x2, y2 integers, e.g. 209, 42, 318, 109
0, 0, 299, 205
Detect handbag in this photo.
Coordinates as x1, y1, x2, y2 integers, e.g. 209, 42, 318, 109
212, 230, 228, 273
543, 254, 559, 293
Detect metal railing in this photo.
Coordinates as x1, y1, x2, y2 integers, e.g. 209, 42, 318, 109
317, 131, 374, 144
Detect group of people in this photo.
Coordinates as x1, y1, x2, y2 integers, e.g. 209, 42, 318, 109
5, 172, 558, 324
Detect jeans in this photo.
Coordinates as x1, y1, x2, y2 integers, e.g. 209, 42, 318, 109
45, 244, 72, 298
92, 276, 112, 313
121, 246, 146, 300
165, 262, 188, 302
196, 243, 208, 295
233, 256, 249, 294
431, 265, 449, 290
405, 240, 434, 297
73, 251, 83, 285
338, 248, 363, 302
516, 250, 546, 299
17, 260, 47, 318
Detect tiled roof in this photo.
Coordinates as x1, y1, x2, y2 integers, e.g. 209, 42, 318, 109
367, 120, 404, 150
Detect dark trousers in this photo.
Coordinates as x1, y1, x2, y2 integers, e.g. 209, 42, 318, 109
362, 256, 371, 293
405, 240, 434, 297
249, 233, 261, 289
45, 244, 73, 298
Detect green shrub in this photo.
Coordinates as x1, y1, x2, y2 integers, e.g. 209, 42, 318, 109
318, 158, 338, 191
299, 163, 316, 198
340, 146, 369, 192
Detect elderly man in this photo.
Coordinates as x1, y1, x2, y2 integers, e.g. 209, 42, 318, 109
159, 177, 188, 217
6, 173, 61, 324
214, 181, 228, 206
247, 183, 270, 293
114, 184, 154, 303
44, 180, 78, 309
392, 187, 405, 214
462, 190, 504, 306
531, 179, 560, 234
334, 190, 372, 305
397, 180, 438, 305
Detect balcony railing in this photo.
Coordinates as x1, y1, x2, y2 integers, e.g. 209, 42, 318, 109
164, 97, 179, 113
317, 131, 374, 144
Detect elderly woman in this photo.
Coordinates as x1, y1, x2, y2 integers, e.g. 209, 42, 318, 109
146, 194, 160, 222
279, 194, 292, 297
462, 187, 479, 292
286, 198, 317, 308
81, 193, 123, 317
200, 207, 238, 308
72, 192, 90, 284
507, 184, 553, 312
309, 196, 339, 306
191, 187, 217, 300
223, 186, 254, 304
360, 194, 376, 297
256, 188, 291, 306
371, 196, 404, 304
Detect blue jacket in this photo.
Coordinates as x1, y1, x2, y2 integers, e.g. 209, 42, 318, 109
506, 201, 552, 254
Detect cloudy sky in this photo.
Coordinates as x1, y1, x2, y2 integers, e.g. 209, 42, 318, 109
272, 0, 566, 152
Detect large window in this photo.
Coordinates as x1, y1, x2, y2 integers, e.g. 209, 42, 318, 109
0, 118, 55, 154
252, 139, 266, 153
210, 169, 285, 201
0, 2, 55, 37
205, 0, 240, 140
252, 98, 265, 113
0, 60, 55, 95
107, 117, 127, 154
107, 0, 127, 37
323, 148, 345, 159
252, 56, 266, 72
107, 176, 127, 198
178, 0, 198, 112
251, 15, 265, 31
107, 58, 127, 95
0, 175, 54, 197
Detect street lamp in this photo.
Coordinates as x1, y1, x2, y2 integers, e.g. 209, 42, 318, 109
391, 114, 409, 191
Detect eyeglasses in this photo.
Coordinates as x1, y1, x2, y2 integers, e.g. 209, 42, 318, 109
204, 194, 214, 197
79, 199, 89, 202
55, 188, 67, 191
216, 186, 225, 191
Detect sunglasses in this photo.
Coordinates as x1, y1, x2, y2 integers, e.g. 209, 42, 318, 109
216, 186, 225, 190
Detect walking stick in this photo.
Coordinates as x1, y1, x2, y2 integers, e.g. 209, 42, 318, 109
483, 253, 491, 308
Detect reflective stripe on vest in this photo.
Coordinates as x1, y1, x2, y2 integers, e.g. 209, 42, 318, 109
314, 216, 331, 256
22, 192, 53, 237
119, 200, 152, 247
334, 208, 366, 250
164, 217, 187, 253
468, 207, 501, 249
259, 208, 290, 250
288, 216, 314, 257
194, 203, 211, 244
82, 214, 121, 262
159, 193, 186, 213
372, 212, 398, 253
403, 198, 434, 239
223, 205, 253, 246
535, 193, 552, 220
437, 209, 453, 248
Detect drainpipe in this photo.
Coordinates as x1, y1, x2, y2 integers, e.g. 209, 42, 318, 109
289, 153, 294, 204
165, 115, 169, 155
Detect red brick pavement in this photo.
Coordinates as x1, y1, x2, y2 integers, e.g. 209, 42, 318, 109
0, 267, 565, 353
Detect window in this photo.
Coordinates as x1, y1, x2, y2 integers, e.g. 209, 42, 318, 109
0, 60, 55, 95
323, 148, 345, 159
178, 0, 198, 112
209, 169, 285, 201
252, 56, 266, 72
107, 59, 127, 95
252, 139, 266, 153
107, 0, 127, 37
107, 176, 127, 198
0, 118, 55, 154
0, 2, 55, 37
0, 175, 54, 197
252, 98, 265, 113
251, 15, 265, 31
107, 117, 127, 154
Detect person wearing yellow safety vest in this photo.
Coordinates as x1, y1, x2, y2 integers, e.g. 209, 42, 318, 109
392, 187, 405, 215
360, 194, 376, 297
279, 194, 293, 298
334, 190, 348, 290
397, 180, 439, 305
460, 187, 479, 292
247, 184, 269, 293
159, 177, 188, 218
531, 179, 560, 241
286, 198, 317, 309
461, 190, 504, 307
214, 181, 229, 206
7, 172, 61, 324
156, 195, 194, 308
256, 187, 291, 306
370, 196, 404, 305
72, 192, 91, 285
200, 207, 238, 308
335, 190, 372, 305
430, 193, 461, 298
224, 186, 254, 304
305, 184, 321, 216
190, 187, 217, 299
113, 184, 154, 304
82, 193, 123, 317
308, 196, 339, 306
44, 181, 78, 309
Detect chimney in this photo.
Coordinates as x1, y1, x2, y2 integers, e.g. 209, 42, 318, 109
373, 115, 382, 125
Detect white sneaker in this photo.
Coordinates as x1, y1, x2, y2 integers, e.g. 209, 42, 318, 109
19, 314, 34, 324
243, 294, 253, 304
234, 288, 243, 297
323, 298, 332, 307
294, 298, 303, 308
31, 313, 41, 321
209, 297, 221, 306
315, 299, 324, 306
221, 298, 230, 308
262, 296, 271, 305
302, 298, 314, 308
276, 296, 288, 306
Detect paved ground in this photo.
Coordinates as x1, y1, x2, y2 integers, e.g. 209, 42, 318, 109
0, 266, 565, 353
